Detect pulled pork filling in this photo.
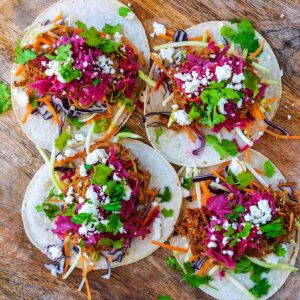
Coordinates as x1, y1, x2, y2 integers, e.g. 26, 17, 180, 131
176, 183, 300, 269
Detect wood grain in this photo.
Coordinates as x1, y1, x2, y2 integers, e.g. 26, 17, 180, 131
0, 0, 299, 299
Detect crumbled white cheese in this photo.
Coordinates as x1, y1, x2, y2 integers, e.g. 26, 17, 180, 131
245, 199, 272, 224
151, 22, 167, 37
160, 48, 175, 62
96, 55, 115, 75
174, 110, 192, 126
185, 167, 194, 178
79, 197, 85, 203
86, 149, 109, 165
152, 217, 162, 240
222, 237, 229, 246
207, 241, 217, 248
45, 60, 67, 83
172, 104, 179, 111
79, 163, 87, 177
114, 32, 123, 43
47, 245, 62, 260
78, 202, 98, 216
119, 226, 126, 234
85, 186, 99, 203
123, 184, 132, 200
174, 72, 192, 82
237, 99, 243, 108
228, 157, 246, 176
215, 65, 232, 82
210, 235, 217, 241
113, 173, 122, 182
56, 154, 64, 161
223, 221, 230, 230
64, 148, 76, 157
232, 73, 245, 84
217, 97, 228, 115
222, 249, 234, 257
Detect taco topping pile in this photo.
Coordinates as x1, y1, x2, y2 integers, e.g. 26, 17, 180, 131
36, 142, 171, 280
170, 158, 300, 298
13, 14, 142, 129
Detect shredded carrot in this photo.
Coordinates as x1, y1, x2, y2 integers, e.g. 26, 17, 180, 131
15, 65, 24, 76
37, 36, 53, 46
215, 161, 230, 174
243, 188, 255, 193
200, 181, 211, 206
33, 39, 41, 50
206, 30, 213, 42
254, 168, 264, 175
263, 97, 279, 107
44, 98, 61, 126
182, 125, 196, 143
151, 240, 189, 253
150, 53, 170, 77
52, 11, 64, 23
56, 24, 83, 34
248, 40, 265, 60
250, 181, 264, 190
192, 193, 197, 201
45, 33, 57, 43
251, 105, 265, 121
100, 126, 119, 142
48, 198, 61, 203
143, 205, 160, 227
166, 29, 175, 36
21, 103, 33, 124
85, 113, 112, 125
210, 170, 226, 183
63, 236, 70, 275
54, 151, 85, 167
108, 256, 113, 263
188, 253, 201, 263
198, 259, 214, 276
158, 34, 173, 41
189, 36, 203, 41
145, 189, 158, 196
121, 36, 144, 66
81, 256, 92, 300
103, 98, 112, 114
256, 123, 300, 140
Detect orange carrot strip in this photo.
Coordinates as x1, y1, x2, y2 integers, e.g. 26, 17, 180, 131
211, 170, 227, 183
121, 36, 144, 66
263, 97, 279, 107
206, 30, 213, 42
216, 161, 230, 174
44, 99, 61, 126
21, 103, 33, 124
166, 29, 175, 36
256, 123, 300, 140
52, 11, 63, 23
200, 181, 211, 206
188, 253, 201, 263
151, 240, 189, 253
248, 40, 265, 60
251, 105, 265, 121
15, 65, 24, 76
37, 36, 53, 45
198, 259, 214, 276
182, 125, 196, 143
145, 189, 159, 196
45, 33, 57, 43
254, 168, 264, 175
189, 36, 203, 41
250, 181, 264, 190
100, 126, 119, 142
85, 113, 112, 125
81, 256, 92, 300
150, 53, 170, 77
33, 39, 41, 50
54, 151, 85, 167
192, 193, 197, 201
63, 236, 70, 274
158, 34, 173, 41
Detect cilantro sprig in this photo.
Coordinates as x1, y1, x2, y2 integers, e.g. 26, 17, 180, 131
156, 127, 164, 143
260, 218, 286, 239
54, 131, 72, 151
226, 171, 254, 189
0, 81, 11, 113
45, 44, 72, 61
92, 164, 113, 185
206, 135, 238, 159
264, 160, 276, 178
15, 40, 37, 65
157, 187, 171, 203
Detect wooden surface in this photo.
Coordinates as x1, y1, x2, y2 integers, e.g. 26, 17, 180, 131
0, 0, 300, 299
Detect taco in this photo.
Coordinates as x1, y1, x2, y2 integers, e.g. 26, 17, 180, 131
142, 19, 281, 167
167, 150, 299, 299
22, 139, 182, 298
12, 0, 150, 150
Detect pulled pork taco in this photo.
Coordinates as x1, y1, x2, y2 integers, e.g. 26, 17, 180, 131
12, 0, 149, 150
166, 150, 299, 299
22, 139, 182, 299
142, 20, 282, 167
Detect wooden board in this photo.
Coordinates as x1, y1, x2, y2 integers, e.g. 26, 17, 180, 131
0, 0, 300, 299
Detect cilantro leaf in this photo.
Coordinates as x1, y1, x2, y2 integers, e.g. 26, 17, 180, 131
92, 163, 113, 185
119, 97, 134, 112
206, 135, 238, 159
157, 187, 171, 203
29, 96, 38, 109
35, 200, 60, 220
61, 204, 77, 216
0, 81, 11, 113
71, 213, 95, 224
102, 23, 122, 35
92, 78, 101, 86
105, 180, 125, 203
221, 19, 260, 55
157, 296, 173, 300
243, 69, 259, 97
156, 127, 164, 143
94, 118, 107, 134
260, 218, 287, 239
226, 204, 245, 221
60, 61, 82, 82
166, 256, 181, 272
15, 40, 37, 65
220, 88, 241, 102
236, 171, 254, 189
237, 222, 252, 238
45, 44, 72, 61
98, 237, 123, 249
249, 278, 271, 298
68, 117, 84, 130
54, 131, 72, 151
188, 105, 201, 120
76, 20, 103, 47
250, 265, 270, 283
46, 186, 64, 200
162, 208, 174, 218
101, 39, 121, 53
119, 7, 131, 17
234, 257, 253, 273
264, 160, 275, 178
103, 202, 122, 212
181, 177, 193, 190
105, 214, 123, 235
274, 244, 287, 257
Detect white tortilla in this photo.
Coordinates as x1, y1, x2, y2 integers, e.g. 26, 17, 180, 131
22, 139, 182, 269
145, 21, 282, 167
12, 0, 150, 151
170, 149, 299, 300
